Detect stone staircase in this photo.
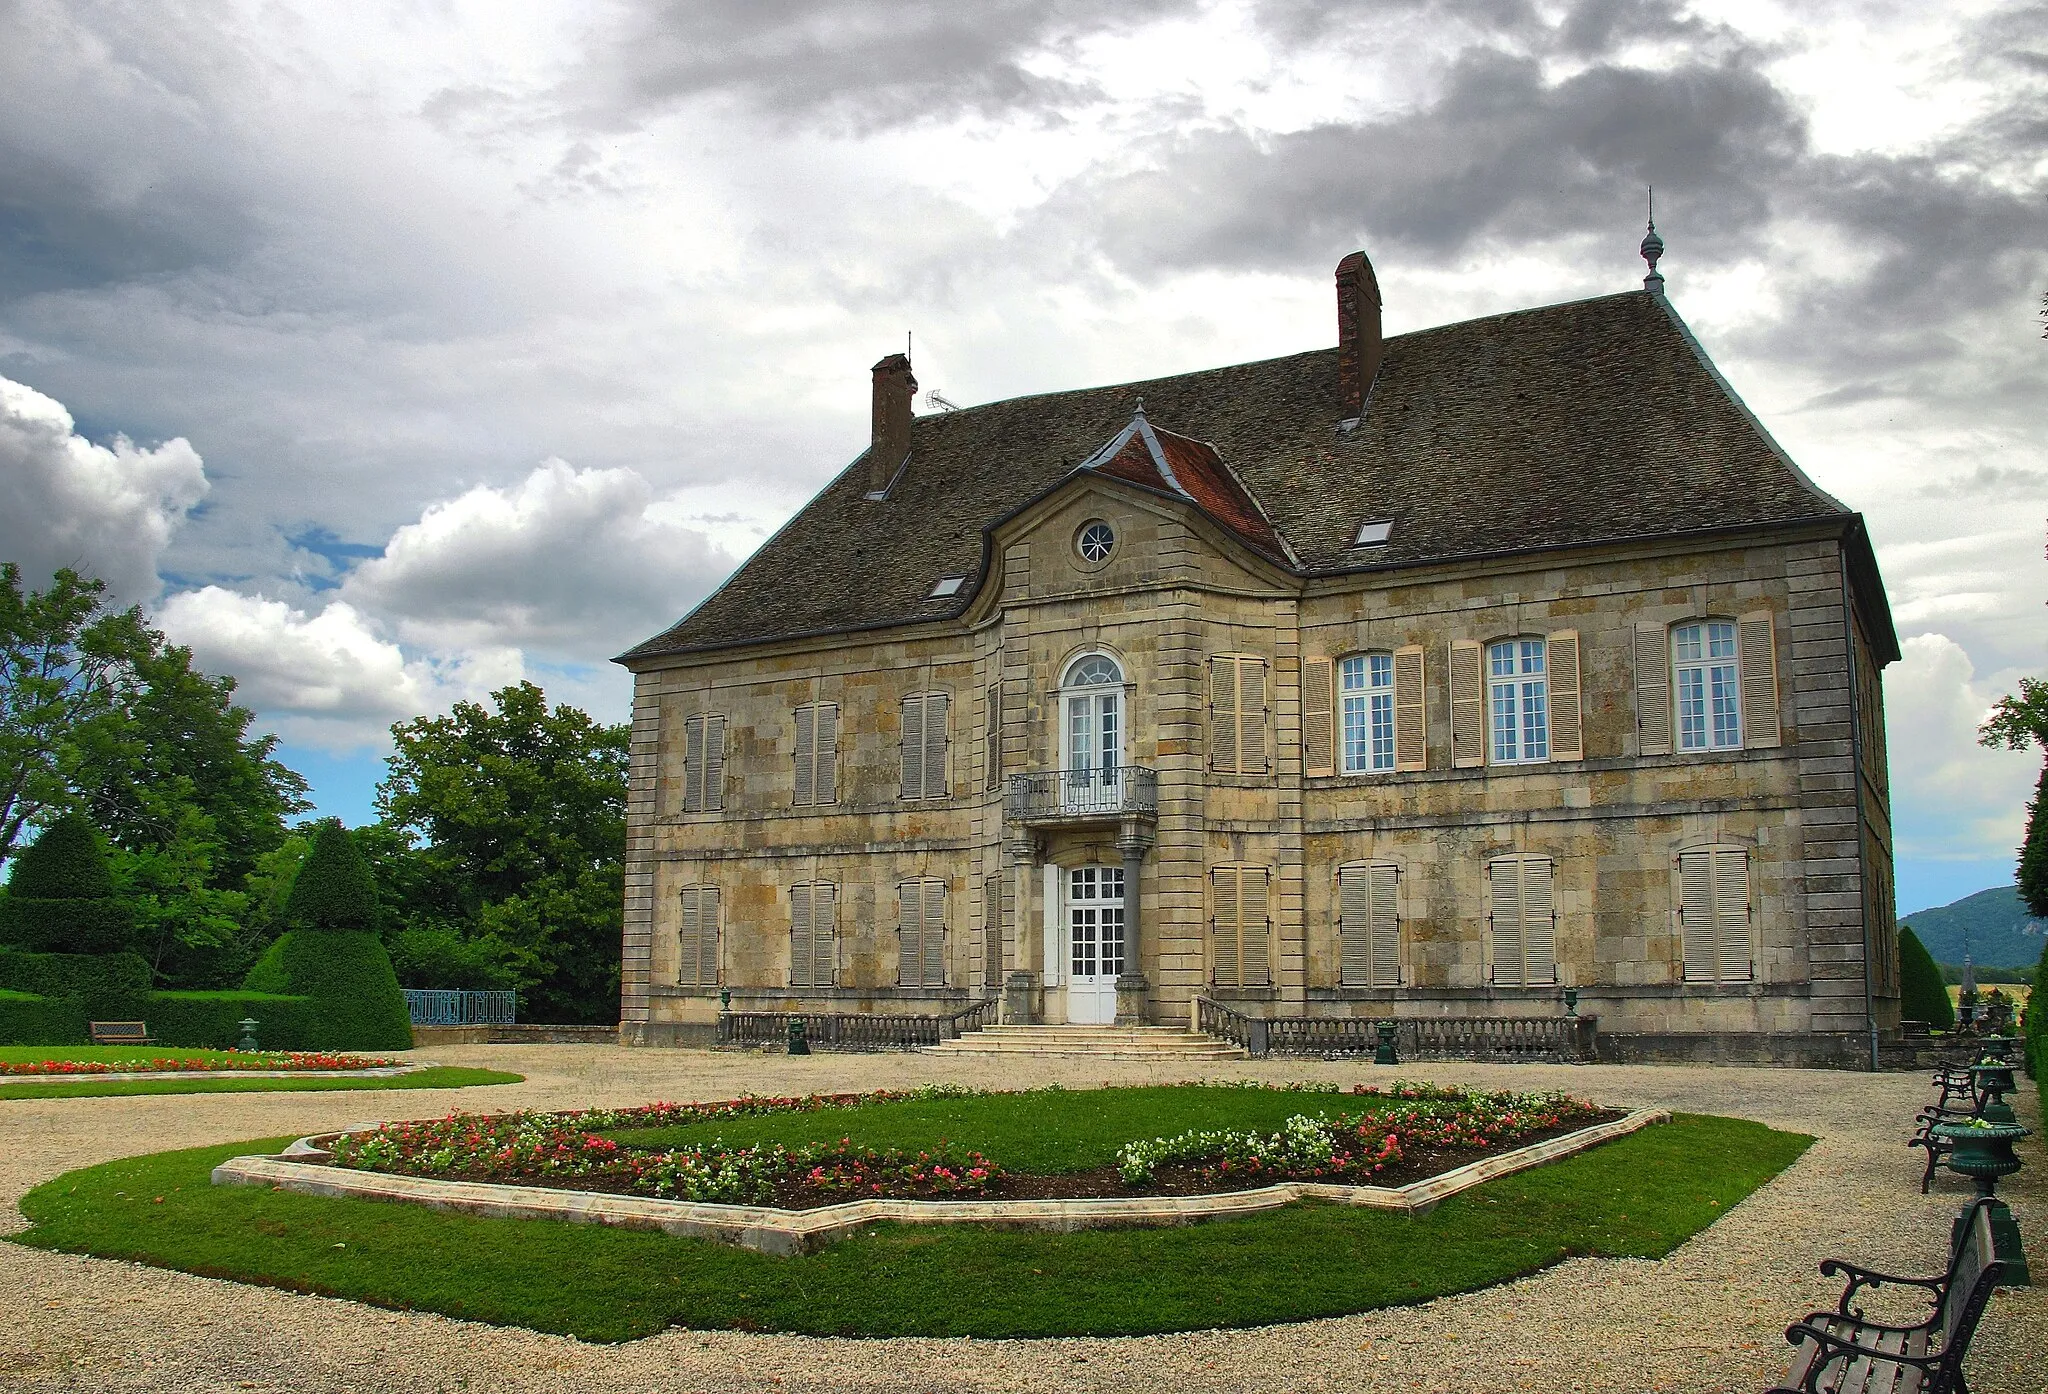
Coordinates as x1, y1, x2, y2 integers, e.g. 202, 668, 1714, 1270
921, 1025, 1246, 1059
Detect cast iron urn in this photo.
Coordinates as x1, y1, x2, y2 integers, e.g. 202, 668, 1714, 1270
786, 1017, 811, 1056
1373, 1020, 1399, 1066
1970, 1060, 2020, 1125
237, 1017, 259, 1052
1932, 1119, 2028, 1197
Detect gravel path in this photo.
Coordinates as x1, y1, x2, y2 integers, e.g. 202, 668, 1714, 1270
1, 1047, 2041, 1393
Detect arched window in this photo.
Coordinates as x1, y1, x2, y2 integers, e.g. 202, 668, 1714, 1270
1064, 653, 1122, 687
1338, 653, 1397, 773
1060, 654, 1124, 808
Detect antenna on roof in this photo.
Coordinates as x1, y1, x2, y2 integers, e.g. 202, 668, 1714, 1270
1640, 187, 1666, 297
925, 389, 961, 412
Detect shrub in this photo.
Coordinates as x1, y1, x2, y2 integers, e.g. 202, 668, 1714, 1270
0, 814, 135, 954
243, 931, 412, 1051
284, 821, 379, 932
0, 949, 151, 1002
1898, 926, 1954, 1031
146, 991, 321, 1050
0, 990, 88, 1046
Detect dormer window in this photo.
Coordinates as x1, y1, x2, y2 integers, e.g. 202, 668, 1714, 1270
1352, 518, 1394, 547
928, 575, 966, 598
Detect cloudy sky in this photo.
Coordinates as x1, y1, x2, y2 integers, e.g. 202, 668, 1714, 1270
1, 0, 2043, 913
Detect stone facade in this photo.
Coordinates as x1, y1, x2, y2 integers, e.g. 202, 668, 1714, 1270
616, 255, 1901, 1062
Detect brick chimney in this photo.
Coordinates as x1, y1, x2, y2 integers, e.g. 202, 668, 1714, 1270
868, 353, 917, 497
1335, 251, 1383, 422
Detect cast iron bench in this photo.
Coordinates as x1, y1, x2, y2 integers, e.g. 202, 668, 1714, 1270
87, 1020, 155, 1046
1907, 1067, 1987, 1193
1766, 1196, 2007, 1394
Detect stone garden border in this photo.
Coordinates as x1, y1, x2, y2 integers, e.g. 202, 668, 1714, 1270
211, 1107, 1670, 1257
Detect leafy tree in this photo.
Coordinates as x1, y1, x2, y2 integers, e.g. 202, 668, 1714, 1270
1897, 925, 1955, 1031
0, 812, 136, 953
376, 682, 626, 1023
1979, 675, 2048, 919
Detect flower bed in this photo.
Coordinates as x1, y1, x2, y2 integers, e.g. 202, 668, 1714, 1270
1, 1051, 398, 1077
315, 1082, 1614, 1208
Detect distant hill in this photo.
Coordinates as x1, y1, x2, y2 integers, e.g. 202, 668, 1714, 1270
1900, 886, 2046, 969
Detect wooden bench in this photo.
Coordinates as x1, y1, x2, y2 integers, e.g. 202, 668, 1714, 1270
1767, 1197, 2008, 1394
87, 1020, 155, 1046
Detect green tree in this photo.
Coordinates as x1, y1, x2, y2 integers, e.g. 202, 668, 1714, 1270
1897, 925, 1955, 1031
375, 682, 626, 1023
1978, 675, 2048, 918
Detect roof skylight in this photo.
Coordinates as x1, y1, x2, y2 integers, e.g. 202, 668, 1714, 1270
929, 575, 966, 598
1352, 518, 1394, 547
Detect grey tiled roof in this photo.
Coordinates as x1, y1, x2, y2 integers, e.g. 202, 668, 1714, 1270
621, 290, 1873, 664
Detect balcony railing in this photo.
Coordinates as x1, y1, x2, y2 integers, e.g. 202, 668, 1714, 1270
1005, 765, 1158, 822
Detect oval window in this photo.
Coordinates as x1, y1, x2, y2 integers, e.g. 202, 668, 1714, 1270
1077, 520, 1116, 563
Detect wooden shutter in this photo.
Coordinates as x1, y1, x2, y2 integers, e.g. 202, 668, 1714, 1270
1239, 866, 1271, 987
678, 886, 707, 985
1521, 858, 1555, 985
984, 682, 1001, 791
1211, 866, 1240, 985
897, 882, 922, 985
790, 883, 815, 986
1634, 623, 1672, 756
1712, 849, 1752, 981
1679, 851, 1716, 982
922, 692, 949, 799
793, 705, 816, 806
1338, 864, 1372, 987
1209, 658, 1239, 773
1393, 645, 1427, 772
1547, 631, 1583, 761
900, 697, 926, 800
1450, 640, 1485, 768
798, 882, 837, 987
1241, 658, 1269, 773
1302, 657, 1335, 777
813, 703, 839, 803
1369, 863, 1400, 988
683, 716, 706, 813
1489, 861, 1523, 986
1738, 611, 1781, 748
982, 874, 1002, 990
923, 878, 946, 987
700, 714, 725, 812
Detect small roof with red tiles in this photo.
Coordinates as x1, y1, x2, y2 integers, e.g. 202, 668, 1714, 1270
1073, 406, 1295, 565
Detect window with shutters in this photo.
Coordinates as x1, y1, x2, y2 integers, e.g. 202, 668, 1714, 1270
1486, 639, 1549, 764
1210, 864, 1272, 987
1209, 655, 1270, 775
1678, 847, 1753, 983
1673, 621, 1742, 751
983, 682, 1001, 791
675, 885, 720, 987
680, 713, 726, 814
788, 881, 838, 988
897, 878, 947, 987
981, 874, 1003, 992
791, 702, 840, 806
899, 692, 951, 801
1338, 653, 1397, 774
1486, 855, 1557, 987
1337, 862, 1400, 988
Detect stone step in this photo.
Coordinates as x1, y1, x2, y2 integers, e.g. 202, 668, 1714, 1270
923, 1026, 1246, 1058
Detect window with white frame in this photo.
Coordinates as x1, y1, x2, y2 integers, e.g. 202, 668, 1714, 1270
1673, 621, 1742, 751
1339, 653, 1397, 774
1487, 638, 1549, 763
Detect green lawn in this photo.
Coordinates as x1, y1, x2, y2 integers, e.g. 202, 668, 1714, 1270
604, 1085, 1481, 1172
0, 1066, 521, 1100
0, 1045, 378, 1067
11, 1111, 1810, 1341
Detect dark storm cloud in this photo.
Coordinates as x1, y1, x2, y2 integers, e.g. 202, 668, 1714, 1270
551, 0, 1188, 132
1034, 48, 1804, 275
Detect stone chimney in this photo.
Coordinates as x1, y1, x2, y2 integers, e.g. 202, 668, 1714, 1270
1335, 251, 1383, 422
868, 352, 917, 496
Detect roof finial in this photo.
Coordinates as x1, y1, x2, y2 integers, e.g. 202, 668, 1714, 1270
1134, 396, 1146, 416
1640, 187, 1665, 296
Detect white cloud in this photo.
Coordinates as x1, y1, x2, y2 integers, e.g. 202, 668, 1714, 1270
155, 586, 523, 752
0, 373, 207, 601
339, 458, 738, 659
1884, 633, 2039, 866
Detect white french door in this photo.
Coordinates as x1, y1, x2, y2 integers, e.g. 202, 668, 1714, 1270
1066, 865, 1125, 1024
1063, 688, 1122, 813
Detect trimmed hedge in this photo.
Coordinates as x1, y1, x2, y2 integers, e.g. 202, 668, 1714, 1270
1898, 926, 1955, 1031
285, 822, 379, 932
147, 992, 321, 1051
0, 814, 135, 954
0, 991, 88, 1046
0, 949, 151, 1004
243, 931, 412, 1051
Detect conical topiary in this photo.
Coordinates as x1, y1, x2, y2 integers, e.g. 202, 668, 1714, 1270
1898, 925, 1955, 1032
0, 812, 135, 954
284, 820, 379, 932
242, 820, 411, 1049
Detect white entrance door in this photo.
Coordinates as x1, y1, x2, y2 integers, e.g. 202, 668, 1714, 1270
1066, 865, 1125, 1024
1062, 655, 1123, 813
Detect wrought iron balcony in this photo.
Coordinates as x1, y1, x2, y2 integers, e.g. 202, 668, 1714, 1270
1005, 765, 1158, 824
